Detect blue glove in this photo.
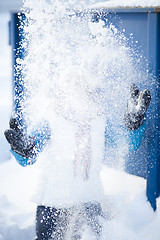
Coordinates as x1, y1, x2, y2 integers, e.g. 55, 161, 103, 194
4, 118, 51, 167
124, 84, 151, 130
4, 118, 36, 158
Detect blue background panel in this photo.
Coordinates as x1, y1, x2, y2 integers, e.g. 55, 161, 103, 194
93, 8, 160, 210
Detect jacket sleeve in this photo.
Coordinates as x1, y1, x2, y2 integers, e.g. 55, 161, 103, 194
105, 120, 146, 152
10, 149, 37, 167
126, 121, 146, 151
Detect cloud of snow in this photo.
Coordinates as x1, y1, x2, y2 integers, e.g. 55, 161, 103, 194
0, 1, 160, 239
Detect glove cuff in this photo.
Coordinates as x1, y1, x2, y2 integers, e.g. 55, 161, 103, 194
10, 149, 37, 167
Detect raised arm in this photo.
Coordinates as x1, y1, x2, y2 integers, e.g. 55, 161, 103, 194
4, 118, 51, 166
124, 83, 151, 130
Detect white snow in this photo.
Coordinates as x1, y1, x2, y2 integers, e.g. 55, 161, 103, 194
1, 5, 160, 240
89, 0, 160, 9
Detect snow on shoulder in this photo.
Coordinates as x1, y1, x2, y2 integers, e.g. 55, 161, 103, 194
89, 0, 160, 9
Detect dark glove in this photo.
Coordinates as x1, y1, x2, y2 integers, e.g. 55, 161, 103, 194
4, 118, 36, 158
124, 83, 151, 130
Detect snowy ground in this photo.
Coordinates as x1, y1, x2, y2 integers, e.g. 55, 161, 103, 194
1, 9, 160, 240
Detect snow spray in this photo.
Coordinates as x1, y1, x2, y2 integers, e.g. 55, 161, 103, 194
18, 0, 146, 171
15, 0, 150, 238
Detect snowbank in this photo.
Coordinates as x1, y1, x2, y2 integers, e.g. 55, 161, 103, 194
0, 159, 37, 240
1, 158, 160, 240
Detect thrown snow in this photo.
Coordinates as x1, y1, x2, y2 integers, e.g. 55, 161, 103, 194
1, 3, 160, 240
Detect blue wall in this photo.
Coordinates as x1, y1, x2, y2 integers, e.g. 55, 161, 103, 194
97, 8, 160, 210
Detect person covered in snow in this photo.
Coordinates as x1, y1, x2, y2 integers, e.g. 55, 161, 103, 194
4, 83, 151, 240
